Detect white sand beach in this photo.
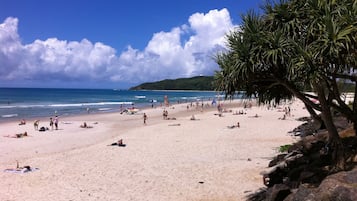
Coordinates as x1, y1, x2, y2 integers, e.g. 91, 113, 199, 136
0, 99, 309, 201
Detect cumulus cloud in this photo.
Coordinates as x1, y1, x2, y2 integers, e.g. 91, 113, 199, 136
0, 9, 235, 87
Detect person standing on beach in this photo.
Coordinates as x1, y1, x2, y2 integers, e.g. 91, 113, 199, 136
34, 120, 39, 130
54, 116, 59, 130
49, 117, 54, 130
143, 113, 147, 125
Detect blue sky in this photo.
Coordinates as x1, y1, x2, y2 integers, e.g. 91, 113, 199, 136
0, 0, 264, 89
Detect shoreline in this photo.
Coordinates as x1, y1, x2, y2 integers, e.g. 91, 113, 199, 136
0, 98, 309, 201
0, 98, 220, 124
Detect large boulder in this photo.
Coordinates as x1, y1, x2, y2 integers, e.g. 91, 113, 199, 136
265, 184, 291, 201
285, 167, 357, 201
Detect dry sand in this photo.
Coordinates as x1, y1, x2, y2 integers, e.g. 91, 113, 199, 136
0, 99, 309, 201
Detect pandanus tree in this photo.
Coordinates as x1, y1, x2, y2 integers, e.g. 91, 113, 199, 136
214, 0, 357, 170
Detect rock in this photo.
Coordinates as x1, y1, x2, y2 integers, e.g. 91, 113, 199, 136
286, 167, 357, 201
283, 184, 314, 201
339, 126, 356, 138
265, 184, 291, 201
269, 154, 288, 167
248, 120, 357, 201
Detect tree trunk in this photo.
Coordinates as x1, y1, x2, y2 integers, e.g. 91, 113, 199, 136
303, 102, 323, 126
315, 84, 346, 171
353, 85, 357, 136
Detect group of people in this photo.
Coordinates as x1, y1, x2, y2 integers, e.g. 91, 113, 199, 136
32, 116, 59, 131
50, 116, 59, 130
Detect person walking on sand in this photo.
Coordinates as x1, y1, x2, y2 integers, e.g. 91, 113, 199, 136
34, 120, 39, 130
143, 113, 148, 125
54, 116, 59, 130
49, 117, 54, 130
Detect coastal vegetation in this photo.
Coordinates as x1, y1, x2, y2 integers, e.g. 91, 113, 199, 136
129, 76, 214, 90
278, 144, 291, 153
214, 0, 356, 199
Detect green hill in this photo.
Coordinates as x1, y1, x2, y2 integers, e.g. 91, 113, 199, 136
129, 76, 214, 90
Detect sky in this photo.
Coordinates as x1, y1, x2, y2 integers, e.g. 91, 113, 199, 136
0, 0, 264, 89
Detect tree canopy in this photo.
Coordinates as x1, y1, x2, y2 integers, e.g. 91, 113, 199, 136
214, 0, 357, 170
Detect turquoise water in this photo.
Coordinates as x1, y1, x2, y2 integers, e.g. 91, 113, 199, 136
0, 88, 226, 122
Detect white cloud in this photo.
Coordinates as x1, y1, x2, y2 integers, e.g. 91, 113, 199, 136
187, 9, 233, 51
0, 9, 235, 87
0, 17, 23, 78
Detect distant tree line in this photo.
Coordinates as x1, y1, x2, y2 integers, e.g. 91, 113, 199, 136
129, 76, 214, 90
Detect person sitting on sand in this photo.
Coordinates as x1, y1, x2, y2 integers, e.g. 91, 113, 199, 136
80, 122, 87, 128
249, 114, 260, 118
19, 119, 26, 125
80, 122, 93, 128
4, 132, 28, 138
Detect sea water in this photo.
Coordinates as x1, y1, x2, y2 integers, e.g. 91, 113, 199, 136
0, 88, 227, 122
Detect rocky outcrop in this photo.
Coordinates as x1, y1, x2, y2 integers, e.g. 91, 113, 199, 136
285, 167, 357, 201
261, 132, 332, 189
247, 116, 357, 201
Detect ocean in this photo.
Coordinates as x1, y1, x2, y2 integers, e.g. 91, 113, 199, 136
0, 88, 226, 122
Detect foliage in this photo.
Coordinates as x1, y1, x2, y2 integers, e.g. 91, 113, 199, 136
129, 76, 214, 90
214, 0, 357, 170
278, 144, 291, 153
